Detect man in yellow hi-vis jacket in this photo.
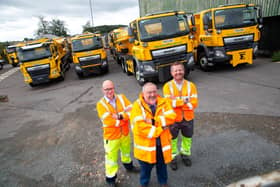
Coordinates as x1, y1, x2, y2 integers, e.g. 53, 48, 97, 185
163, 62, 198, 171
130, 82, 176, 187
96, 80, 139, 187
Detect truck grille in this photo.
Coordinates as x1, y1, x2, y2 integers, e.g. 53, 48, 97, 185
224, 41, 254, 51
153, 51, 187, 66
27, 67, 50, 77
79, 58, 101, 66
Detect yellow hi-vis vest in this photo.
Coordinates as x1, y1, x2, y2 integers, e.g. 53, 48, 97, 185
163, 79, 198, 122
130, 94, 176, 164
96, 94, 132, 140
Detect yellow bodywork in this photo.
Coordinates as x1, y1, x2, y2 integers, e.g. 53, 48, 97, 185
193, 3, 261, 67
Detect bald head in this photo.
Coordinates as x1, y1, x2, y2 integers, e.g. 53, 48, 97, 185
102, 80, 115, 100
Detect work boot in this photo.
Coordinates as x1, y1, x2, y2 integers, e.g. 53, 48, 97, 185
107, 182, 116, 187
169, 159, 177, 170
181, 155, 192, 167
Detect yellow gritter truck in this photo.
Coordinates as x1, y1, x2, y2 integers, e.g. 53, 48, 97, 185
71, 32, 108, 78
193, 3, 262, 71
17, 37, 71, 87
123, 10, 195, 85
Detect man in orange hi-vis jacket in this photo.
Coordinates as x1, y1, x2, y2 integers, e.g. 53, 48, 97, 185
130, 82, 176, 187
96, 80, 139, 187
163, 62, 198, 171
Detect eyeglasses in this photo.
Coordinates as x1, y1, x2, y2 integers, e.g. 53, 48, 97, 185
103, 87, 114, 91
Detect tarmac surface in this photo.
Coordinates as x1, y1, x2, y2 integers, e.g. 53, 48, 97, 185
0, 54, 279, 187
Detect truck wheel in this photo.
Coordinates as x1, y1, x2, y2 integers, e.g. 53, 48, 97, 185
29, 83, 36, 87
135, 64, 145, 86
76, 72, 84, 79
198, 52, 210, 71
12, 63, 17, 67
121, 60, 126, 73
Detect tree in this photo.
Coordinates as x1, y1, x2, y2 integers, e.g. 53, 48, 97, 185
36, 16, 49, 36
49, 19, 68, 37
35, 16, 68, 37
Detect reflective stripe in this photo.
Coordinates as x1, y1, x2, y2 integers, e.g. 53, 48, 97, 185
135, 143, 156, 152
164, 110, 174, 115
133, 116, 144, 124
187, 81, 191, 98
117, 95, 125, 109
103, 124, 108, 127
172, 100, 177, 108
147, 126, 156, 139
101, 112, 110, 120
164, 95, 171, 98
169, 81, 174, 95
187, 102, 193, 110
100, 99, 109, 111
105, 159, 118, 166
160, 116, 166, 127
162, 145, 171, 152
191, 94, 197, 98
125, 104, 132, 111
115, 120, 120, 127
138, 99, 146, 119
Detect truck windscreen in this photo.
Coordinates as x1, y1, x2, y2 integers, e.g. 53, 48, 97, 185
139, 14, 190, 42
72, 37, 103, 52
215, 6, 257, 29
18, 46, 51, 62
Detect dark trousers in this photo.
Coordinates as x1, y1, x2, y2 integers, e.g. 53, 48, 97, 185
138, 145, 167, 186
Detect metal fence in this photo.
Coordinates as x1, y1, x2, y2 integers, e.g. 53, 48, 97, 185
139, 0, 280, 18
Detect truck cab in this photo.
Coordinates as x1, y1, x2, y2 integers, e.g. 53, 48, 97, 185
71, 32, 108, 78
17, 38, 71, 87
125, 11, 195, 85
193, 4, 262, 71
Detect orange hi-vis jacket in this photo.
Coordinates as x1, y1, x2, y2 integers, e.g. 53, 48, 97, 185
163, 79, 198, 122
96, 94, 132, 140
130, 94, 176, 164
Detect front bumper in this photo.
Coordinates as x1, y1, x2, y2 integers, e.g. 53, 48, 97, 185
139, 53, 194, 82
75, 59, 108, 74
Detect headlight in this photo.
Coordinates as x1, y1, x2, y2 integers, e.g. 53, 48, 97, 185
253, 45, 258, 54
79, 55, 100, 62
188, 56, 194, 64
102, 60, 107, 66
143, 64, 155, 72
215, 50, 225, 57
27, 64, 49, 71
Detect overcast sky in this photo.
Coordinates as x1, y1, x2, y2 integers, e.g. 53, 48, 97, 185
0, 0, 139, 42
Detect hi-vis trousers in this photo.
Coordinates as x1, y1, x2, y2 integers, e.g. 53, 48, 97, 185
104, 134, 132, 178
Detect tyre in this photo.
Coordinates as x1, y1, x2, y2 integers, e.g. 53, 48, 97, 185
12, 63, 17, 67
29, 83, 36, 87
76, 72, 84, 79
121, 60, 126, 73
135, 64, 145, 86
198, 52, 210, 71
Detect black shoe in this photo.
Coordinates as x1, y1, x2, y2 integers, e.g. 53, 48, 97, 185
169, 159, 177, 170
107, 182, 116, 187
181, 155, 192, 167
127, 165, 140, 173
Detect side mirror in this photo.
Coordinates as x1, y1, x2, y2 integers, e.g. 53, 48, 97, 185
128, 27, 133, 37
191, 16, 195, 26
258, 17, 263, 25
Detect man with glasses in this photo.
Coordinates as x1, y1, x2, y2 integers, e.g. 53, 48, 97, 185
96, 80, 139, 187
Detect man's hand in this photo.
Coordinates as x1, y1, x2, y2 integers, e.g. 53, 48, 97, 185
145, 118, 152, 124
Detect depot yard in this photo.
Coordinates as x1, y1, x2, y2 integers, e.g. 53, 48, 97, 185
0, 54, 279, 187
